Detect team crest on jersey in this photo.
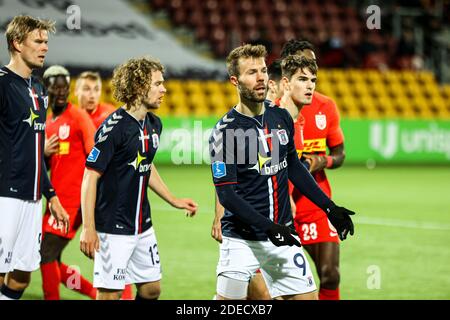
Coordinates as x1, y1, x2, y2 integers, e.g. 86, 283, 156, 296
212, 161, 226, 178
276, 129, 289, 145
315, 114, 327, 130
152, 133, 159, 149
43, 96, 49, 109
58, 124, 70, 140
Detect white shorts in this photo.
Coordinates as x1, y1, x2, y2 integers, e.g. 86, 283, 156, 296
0, 197, 43, 273
93, 227, 161, 290
217, 236, 317, 299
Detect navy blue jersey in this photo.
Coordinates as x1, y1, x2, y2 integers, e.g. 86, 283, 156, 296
85, 108, 162, 235
210, 101, 296, 240
0, 66, 55, 201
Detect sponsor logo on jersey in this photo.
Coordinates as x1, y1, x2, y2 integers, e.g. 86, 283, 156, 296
87, 147, 100, 162
212, 161, 226, 178
23, 108, 45, 131
58, 123, 70, 140
128, 150, 151, 173
315, 113, 327, 130
303, 138, 326, 153
276, 129, 289, 145
249, 154, 288, 176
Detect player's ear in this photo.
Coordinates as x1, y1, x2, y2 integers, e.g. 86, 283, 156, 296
282, 76, 291, 92
12, 39, 23, 53
229, 76, 238, 87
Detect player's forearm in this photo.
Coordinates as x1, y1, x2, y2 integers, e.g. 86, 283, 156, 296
216, 184, 273, 231
42, 161, 56, 200
328, 144, 345, 169
80, 168, 99, 230
148, 164, 176, 206
215, 191, 225, 221
287, 151, 334, 211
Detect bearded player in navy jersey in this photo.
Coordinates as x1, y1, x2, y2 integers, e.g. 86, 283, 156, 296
210, 44, 355, 300
0, 15, 69, 300
80, 57, 198, 300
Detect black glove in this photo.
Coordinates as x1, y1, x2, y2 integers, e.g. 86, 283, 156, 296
326, 205, 355, 241
266, 223, 301, 247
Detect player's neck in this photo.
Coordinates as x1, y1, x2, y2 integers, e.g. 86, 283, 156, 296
280, 94, 301, 120
6, 56, 33, 79
51, 103, 68, 118
125, 103, 147, 121
236, 99, 265, 117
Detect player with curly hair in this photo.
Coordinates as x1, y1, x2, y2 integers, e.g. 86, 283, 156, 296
80, 56, 198, 300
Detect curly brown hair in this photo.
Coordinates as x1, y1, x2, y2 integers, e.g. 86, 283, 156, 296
226, 44, 267, 78
6, 15, 56, 53
112, 56, 164, 107
281, 55, 317, 80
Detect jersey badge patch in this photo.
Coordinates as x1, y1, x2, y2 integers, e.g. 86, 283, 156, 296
87, 147, 100, 162
315, 113, 327, 130
212, 161, 226, 179
58, 123, 70, 140
276, 129, 289, 145
152, 133, 159, 149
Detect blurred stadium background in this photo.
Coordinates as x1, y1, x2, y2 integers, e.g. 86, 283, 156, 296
1, 0, 449, 299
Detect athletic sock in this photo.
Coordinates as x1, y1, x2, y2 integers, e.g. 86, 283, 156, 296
41, 261, 61, 300
121, 284, 133, 300
60, 262, 96, 299
0, 284, 24, 300
319, 287, 340, 300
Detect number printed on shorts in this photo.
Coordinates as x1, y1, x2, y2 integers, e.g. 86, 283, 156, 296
293, 253, 306, 276
149, 243, 160, 265
302, 223, 318, 241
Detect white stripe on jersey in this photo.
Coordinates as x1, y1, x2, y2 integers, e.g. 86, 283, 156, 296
34, 134, 39, 200
29, 88, 39, 201
267, 178, 274, 222
135, 175, 144, 235
258, 129, 270, 154
134, 129, 146, 235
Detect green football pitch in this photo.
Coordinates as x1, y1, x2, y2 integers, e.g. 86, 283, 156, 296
22, 165, 450, 300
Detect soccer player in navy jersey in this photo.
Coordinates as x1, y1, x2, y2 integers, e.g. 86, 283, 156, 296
209, 44, 354, 300
80, 57, 198, 300
0, 15, 69, 300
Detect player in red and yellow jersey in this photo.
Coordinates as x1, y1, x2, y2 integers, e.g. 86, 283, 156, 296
281, 40, 346, 300
40, 66, 97, 300
75, 71, 116, 128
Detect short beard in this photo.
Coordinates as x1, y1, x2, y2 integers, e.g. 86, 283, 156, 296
237, 82, 267, 103
143, 99, 158, 110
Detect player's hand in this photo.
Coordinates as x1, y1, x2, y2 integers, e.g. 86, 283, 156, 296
48, 196, 70, 234
326, 205, 355, 240
172, 198, 198, 217
266, 223, 301, 247
211, 216, 223, 243
304, 154, 326, 174
44, 134, 59, 157
80, 227, 99, 259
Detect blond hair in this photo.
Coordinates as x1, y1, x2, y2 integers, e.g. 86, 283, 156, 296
226, 44, 267, 77
281, 55, 318, 80
111, 56, 164, 106
5, 15, 56, 53
75, 71, 102, 90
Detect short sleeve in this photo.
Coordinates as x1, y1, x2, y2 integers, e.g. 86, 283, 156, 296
326, 99, 344, 148
85, 121, 120, 174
